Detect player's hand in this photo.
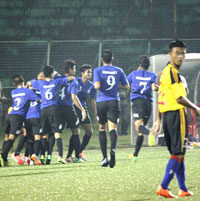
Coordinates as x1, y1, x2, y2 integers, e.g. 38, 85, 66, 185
94, 114, 99, 126
195, 107, 200, 116
81, 110, 87, 121
68, 76, 75, 81
151, 120, 161, 136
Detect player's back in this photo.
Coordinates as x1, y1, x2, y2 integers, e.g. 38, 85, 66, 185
31, 77, 67, 109
10, 88, 38, 117
127, 70, 157, 101
26, 90, 41, 119
93, 65, 127, 102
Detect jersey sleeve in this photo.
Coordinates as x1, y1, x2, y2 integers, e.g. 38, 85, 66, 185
127, 72, 132, 84
28, 89, 40, 101
31, 79, 40, 90
93, 68, 100, 83
120, 69, 129, 86
57, 76, 68, 86
70, 80, 79, 95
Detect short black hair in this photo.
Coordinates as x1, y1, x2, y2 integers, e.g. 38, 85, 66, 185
169, 40, 186, 51
12, 74, 24, 86
62, 59, 76, 73
102, 49, 112, 64
139, 55, 150, 70
43, 65, 54, 78
79, 64, 92, 73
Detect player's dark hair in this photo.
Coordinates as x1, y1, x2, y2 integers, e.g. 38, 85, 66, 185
139, 55, 150, 70
102, 49, 112, 64
169, 40, 186, 51
79, 64, 92, 73
62, 59, 76, 73
43, 65, 54, 78
12, 74, 24, 86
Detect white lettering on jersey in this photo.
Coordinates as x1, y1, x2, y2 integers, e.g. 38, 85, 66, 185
102, 71, 117, 75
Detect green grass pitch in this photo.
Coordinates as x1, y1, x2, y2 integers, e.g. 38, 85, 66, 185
0, 147, 199, 201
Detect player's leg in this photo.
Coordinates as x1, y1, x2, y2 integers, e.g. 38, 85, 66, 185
65, 106, 81, 163
176, 109, 193, 197
80, 123, 93, 161
97, 101, 109, 166
131, 99, 151, 161
132, 118, 144, 161
40, 134, 49, 164
14, 127, 27, 157
31, 118, 42, 165
2, 116, 10, 153
107, 100, 120, 168
46, 132, 55, 164
156, 109, 192, 198
2, 115, 24, 165
75, 105, 92, 161
48, 105, 65, 164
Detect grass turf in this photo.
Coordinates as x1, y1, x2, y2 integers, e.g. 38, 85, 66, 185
0, 147, 199, 201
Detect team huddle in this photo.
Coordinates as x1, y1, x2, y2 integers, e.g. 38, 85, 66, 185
1, 40, 200, 198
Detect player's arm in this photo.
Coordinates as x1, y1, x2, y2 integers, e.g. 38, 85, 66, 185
151, 108, 162, 135
71, 93, 86, 121
120, 70, 130, 91
90, 98, 98, 125
151, 83, 159, 91
119, 84, 130, 90
177, 96, 200, 116
68, 76, 75, 82
94, 82, 100, 89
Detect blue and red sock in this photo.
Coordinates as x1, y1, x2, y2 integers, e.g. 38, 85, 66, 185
161, 155, 181, 189
176, 158, 188, 192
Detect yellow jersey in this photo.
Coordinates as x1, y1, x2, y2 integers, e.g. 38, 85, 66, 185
158, 63, 186, 113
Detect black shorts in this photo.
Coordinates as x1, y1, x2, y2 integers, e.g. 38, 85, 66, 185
9, 114, 24, 135
75, 105, 91, 125
97, 100, 120, 125
41, 105, 62, 135
163, 108, 188, 155
59, 105, 79, 129
132, 98, 152, 125
25, 118, 41, 136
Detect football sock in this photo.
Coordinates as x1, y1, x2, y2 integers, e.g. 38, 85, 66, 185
161, 155, 181, 189
56, 138, 63, 157
15, 135, 27, 156
24, 143, 29, 157
110, 129, 117, 154
176, 158, 188, 192
34, 140, 41, 156
48, 135, 55, 155
80, 134, 91, 152
41, 138, 48, 156
134, 135, 144, 157
67, 135, 74, 158
2, 139, 14, 162
27, 142, 34, 156
73, 135, 81, 159
99, 131, 107, 159
2, 140, 7, 152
